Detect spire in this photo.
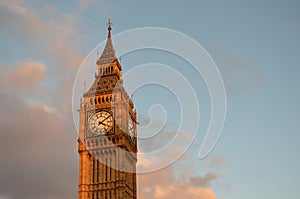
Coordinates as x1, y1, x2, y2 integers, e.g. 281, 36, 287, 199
97, 18, 117, 65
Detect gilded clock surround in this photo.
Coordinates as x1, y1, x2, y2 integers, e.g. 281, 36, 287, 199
87, 110, 114, 137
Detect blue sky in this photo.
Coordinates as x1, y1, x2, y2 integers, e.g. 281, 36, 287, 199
0, 0, 299, 199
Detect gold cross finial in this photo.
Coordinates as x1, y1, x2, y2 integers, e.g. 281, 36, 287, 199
107, 18, 112, 37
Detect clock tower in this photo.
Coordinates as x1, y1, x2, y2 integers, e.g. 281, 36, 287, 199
78, 19, 137, 199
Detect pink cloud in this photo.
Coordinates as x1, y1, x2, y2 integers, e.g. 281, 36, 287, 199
0, 92, 78, 198
154, 185, 217, 199
6, 60, 46, 89
138, 165, 218, 199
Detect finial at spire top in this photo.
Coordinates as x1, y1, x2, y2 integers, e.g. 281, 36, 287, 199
107, 18, 112, 37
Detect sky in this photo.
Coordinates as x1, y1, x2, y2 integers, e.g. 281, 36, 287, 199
0, 0, 299, 199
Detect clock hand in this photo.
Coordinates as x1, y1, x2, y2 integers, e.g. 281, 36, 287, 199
100, 115, 111, 123
98, 121, 105, 126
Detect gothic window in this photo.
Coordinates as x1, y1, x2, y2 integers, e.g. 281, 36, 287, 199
105, 158, 108, 181
97, 161, 99, 182
110, 156, 112, 177
111, 66, 113, 72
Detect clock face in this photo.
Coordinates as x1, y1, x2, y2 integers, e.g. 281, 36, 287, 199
88, 111, 113, 136
128, 116, 135, 141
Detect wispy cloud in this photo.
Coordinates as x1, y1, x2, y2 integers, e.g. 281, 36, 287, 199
5, 60, 46, 89
209, 44, 265, 96
0, 0, 83, 70
138, 164, 218, 199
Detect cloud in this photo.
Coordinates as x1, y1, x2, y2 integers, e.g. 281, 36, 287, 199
154, 186, 216, 199
5, 60, 46, 89
138, 165, 218, 199
210, 155, 226, 168
189, 172, 217, 187
0, 0, 83, 70
209, 44, 265, 96
28, 101, 55, 113
137, 134, 220, 199
138, 129, 193, 157
0, 2, 81, 198
0, 92, 78, 199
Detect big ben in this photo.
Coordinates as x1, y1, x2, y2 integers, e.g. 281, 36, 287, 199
78, 19, 137, 199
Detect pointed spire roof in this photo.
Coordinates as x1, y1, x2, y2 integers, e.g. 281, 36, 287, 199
97, 18, 117, 65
